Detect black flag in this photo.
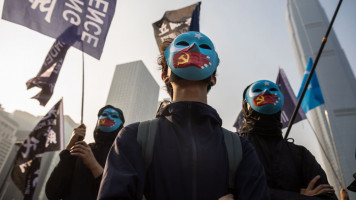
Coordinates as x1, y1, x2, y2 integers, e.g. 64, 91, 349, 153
26, 26, 79, 106
276, 68, 306, 128
152, 2, 201, 50
11, 99, 64, 199
26, 41, 69, 106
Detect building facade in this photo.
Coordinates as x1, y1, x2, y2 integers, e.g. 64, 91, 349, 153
287, 0, 356, 198
106, 60, 160, 125
0, 106, 18, 197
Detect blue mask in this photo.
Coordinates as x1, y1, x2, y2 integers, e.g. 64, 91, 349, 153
245, 80, 284, 114
98, 108, 122, 132
164, 31, 220, 81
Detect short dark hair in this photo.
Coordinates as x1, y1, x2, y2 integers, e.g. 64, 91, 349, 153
157, 38, 218, 99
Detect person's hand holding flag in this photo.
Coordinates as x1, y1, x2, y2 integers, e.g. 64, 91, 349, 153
66, 124, 86, 150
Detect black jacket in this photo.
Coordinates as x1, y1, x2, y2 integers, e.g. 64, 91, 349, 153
241, 99, 337, 200
45, 144, 108, 200
98, 101, 269, 200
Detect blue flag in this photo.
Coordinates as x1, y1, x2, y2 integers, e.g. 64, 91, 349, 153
2, 0, 116, 59
276, 68, 306, 128
297, 58, 325, 113
153, 2, 201, 50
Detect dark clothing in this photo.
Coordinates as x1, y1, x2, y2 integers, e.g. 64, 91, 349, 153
247, 134, 337, 200
45, 143, 109, 200
46, 105, 123, 200
241, 99, 337, 200
98, 101, 269, 200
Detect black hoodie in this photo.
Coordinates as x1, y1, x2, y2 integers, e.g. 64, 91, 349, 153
241, 90, 337, 200
98, 101, 269, 200
45, 105, 124, 200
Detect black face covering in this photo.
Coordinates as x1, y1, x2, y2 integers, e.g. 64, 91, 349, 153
241, 99, 282, 136
93, 124, 121, 146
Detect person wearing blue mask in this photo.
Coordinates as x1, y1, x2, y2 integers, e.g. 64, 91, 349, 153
240, 80, 337, 200
46, 105, 125, 200
98, 32, 269, 200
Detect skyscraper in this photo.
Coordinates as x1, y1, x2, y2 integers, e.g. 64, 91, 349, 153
287, 0, 356, 198
0, 106, 18, 189
106, 60, 160, 125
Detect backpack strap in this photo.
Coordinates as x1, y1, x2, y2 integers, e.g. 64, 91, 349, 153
137, 121, 243, 190
222, 128, 243, 189
137, 119, 159, 170
287, 141, 303, 178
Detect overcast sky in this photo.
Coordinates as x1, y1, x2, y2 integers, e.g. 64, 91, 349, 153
0, 0, 355, 164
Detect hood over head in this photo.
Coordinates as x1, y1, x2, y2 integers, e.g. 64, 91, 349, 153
94, 105, 125, 146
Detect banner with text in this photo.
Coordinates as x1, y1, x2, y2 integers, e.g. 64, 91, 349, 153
153, 2, 201, 51
2, 0, 116, 59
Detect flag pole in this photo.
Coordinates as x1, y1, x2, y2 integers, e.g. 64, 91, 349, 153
284, 0, 343, 139
81, 42, 85, 124
324, 107, 346, 187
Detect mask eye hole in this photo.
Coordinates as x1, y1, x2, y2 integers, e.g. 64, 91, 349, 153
199, 44, 211, 49
253, 89, 262, 92
112, 115, 119, 119
176, 41, 189, 46
101, 113, 108, 117
270, 88, 278, 92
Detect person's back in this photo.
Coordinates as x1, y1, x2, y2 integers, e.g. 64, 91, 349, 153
145, 101, 228, 199
240, 80, 337, 200
98, 31, 269, 200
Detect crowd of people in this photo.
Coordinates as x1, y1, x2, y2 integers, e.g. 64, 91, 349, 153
45, 31, 350, 200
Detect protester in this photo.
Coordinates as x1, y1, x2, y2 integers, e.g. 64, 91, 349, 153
239, 80, 337, 200
97, 31, 269, 200
45, 105, 125, 200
